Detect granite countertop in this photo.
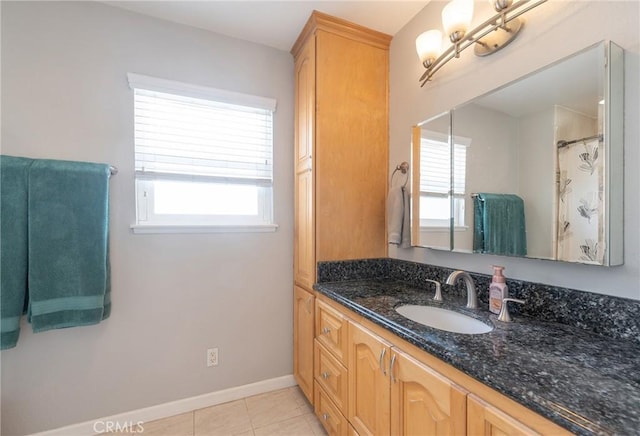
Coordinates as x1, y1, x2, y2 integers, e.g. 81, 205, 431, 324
314, 278, 640, 436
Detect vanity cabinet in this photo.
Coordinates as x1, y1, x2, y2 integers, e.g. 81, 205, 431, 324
317, 294, 570, 436
348, 321, 467, 436
291, 11, 391, 406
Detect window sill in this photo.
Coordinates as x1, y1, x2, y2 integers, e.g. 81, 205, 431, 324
130, 224, 279, 234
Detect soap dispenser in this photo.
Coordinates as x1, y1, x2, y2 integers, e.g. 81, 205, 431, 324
489, 266, 508, 315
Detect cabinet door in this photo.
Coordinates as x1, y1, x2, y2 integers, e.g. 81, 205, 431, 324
293, 286, 315, 402
314, 30, 388, 262
390, 349, 467, 435
294, 169, 315, 289
348, 322, 391, 436
293, 36, 316, 289
467, 394, 540, 436
294, 36, 314, 167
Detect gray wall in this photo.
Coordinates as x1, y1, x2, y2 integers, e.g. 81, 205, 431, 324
1, 2, 294, 434
390, 0, 640, 300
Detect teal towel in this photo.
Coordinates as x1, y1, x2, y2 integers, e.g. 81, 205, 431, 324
473, 193, 527, 256
1, 156, 33, 349
27, 159, 111, 332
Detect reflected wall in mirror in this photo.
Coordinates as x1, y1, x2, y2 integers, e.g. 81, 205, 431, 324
412, 41, 624, 266
411, 112, 452, 250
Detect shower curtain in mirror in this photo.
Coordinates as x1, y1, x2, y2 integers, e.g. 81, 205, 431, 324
556, 138, 604, 264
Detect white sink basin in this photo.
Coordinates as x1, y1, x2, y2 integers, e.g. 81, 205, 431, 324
395, 305, 493, 335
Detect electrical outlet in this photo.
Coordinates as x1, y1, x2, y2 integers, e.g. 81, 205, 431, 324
207, 348, 219, 367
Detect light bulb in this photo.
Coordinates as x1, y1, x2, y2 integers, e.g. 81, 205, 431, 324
416, 30, 443, 67
442, 0, 474, 42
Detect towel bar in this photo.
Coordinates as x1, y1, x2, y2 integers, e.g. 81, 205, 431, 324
109, 165, 118, 175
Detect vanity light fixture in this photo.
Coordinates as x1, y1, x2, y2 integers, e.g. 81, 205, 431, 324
417, 0, 547, 86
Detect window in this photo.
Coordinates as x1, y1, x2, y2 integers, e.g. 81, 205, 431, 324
419, 131, 469, 228
128, 73, 277, 232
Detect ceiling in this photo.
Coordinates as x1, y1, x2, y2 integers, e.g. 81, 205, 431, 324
104, 1, 429, 52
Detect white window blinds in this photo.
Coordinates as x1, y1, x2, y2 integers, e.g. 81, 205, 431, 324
128, 73, 275, 186
420, 136, 467, 195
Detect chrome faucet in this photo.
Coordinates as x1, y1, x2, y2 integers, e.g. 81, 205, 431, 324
445, 270, 478, 309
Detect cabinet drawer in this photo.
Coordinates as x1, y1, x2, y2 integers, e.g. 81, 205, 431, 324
315, 340, 348, 413
315, 381, 349, 436
316, 300, 349, 364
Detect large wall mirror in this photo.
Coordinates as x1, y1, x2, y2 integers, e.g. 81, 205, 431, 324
412, 41, 624, 266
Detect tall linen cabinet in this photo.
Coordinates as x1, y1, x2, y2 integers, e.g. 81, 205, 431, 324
291, 11, 391, 406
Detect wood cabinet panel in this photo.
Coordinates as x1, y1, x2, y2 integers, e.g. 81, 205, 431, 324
468, 394, 541, 436
294, 168, 315, 289
314, 29, 388, 262
391, 349, 467, 436
316, 300, 349, 365
348, 321, 391, 436
315, 340, 348, 413
294, 37, 315, 168
293, 11, 391, 415
293, 286, 315, 402
293, 36, 315, 290
315, 381, 349, 436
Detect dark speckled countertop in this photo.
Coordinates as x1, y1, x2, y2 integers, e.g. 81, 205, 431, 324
314, 278, 640, 436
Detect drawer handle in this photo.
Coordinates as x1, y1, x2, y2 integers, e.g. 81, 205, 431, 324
379, 348, 387, 376
390, 354, 397, 383
322, 327, 331, 335
321, 371, 330, 380
322, 413, 329, 421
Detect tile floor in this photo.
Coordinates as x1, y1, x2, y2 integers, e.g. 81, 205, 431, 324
110, 386, 327, 436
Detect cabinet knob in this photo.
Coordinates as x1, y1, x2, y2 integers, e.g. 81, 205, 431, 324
321, 371, 330, 380
322, 327, 331, 334
322, 413, 329, 421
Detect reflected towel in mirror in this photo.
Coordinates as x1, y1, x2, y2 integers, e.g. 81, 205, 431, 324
473, 193, 527, 256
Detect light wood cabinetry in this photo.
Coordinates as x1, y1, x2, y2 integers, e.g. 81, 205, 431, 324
315, 341, 349, 412
348, 321, 467, 436
291, 11, 391, 411
316, 300, 349, 364
316, 294, 570, 436
348, 322, 392, 436
291, 11, 390, 275
293, 35, 315, 292
293, 286, 315, 402
315, 380, 350, 436
314, 300, 350, 435
468, 394, 540, 436
391, 348, 467, 435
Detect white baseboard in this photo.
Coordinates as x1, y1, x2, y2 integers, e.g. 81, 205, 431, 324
29, 374, 297, 436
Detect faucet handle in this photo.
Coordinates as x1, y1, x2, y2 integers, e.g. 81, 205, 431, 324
498, 298, 525, 322
425, 279, 443, 302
